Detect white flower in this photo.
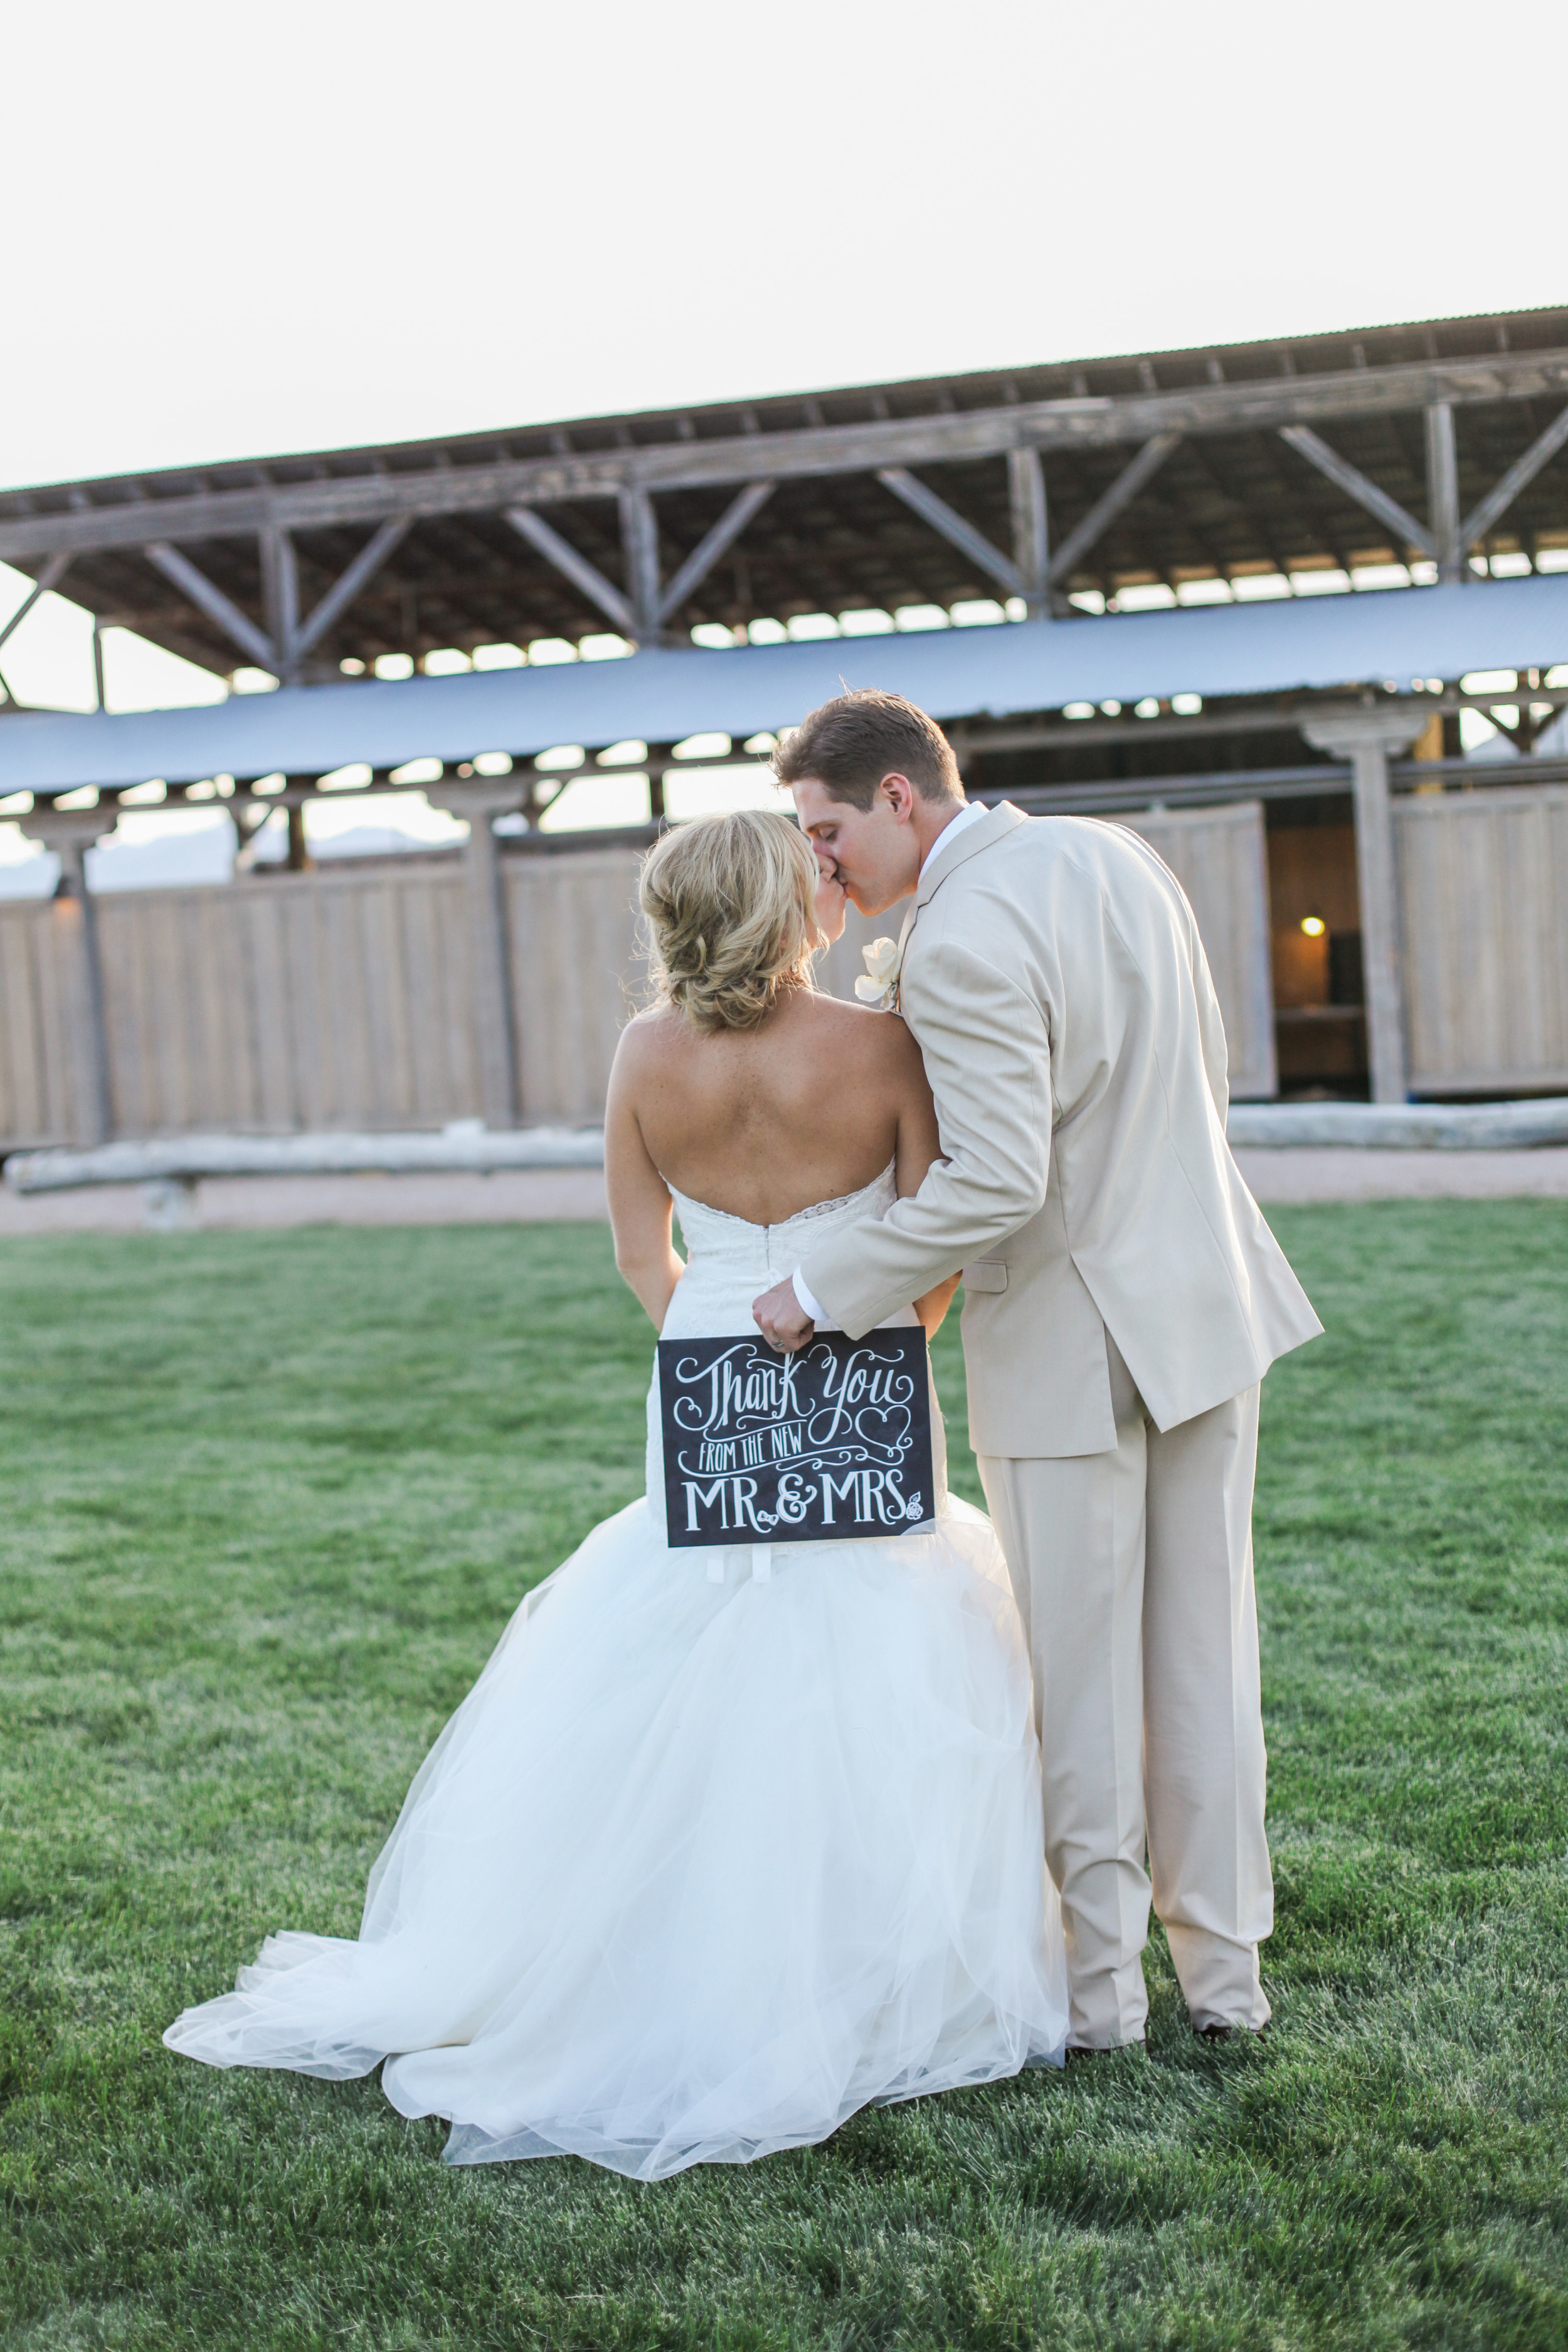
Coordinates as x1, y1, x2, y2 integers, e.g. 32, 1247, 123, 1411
854, 936, 902, 1009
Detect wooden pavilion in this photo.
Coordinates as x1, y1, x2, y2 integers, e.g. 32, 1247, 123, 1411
3, 306, 1567, 1150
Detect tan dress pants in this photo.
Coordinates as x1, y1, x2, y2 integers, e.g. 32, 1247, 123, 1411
979, 1338, 1272, 2045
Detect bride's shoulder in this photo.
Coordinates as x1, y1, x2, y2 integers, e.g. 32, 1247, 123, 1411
610, 1004, 688, 1077
798, 992, 924, 1077
623, 1004, 686, 1039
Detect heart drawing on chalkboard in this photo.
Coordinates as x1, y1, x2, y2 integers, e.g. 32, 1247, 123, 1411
852, 1405, 913, 1454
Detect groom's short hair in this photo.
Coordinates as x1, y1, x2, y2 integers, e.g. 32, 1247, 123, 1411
771, 690, 963, 809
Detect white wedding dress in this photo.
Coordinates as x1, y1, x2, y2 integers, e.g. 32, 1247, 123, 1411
164, 1167, 1069, 2179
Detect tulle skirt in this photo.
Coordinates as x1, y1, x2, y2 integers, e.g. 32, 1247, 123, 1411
164, 1495, 1068, 2180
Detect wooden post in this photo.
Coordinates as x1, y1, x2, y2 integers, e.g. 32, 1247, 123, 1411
1410, 711, 1444, 766
645, 746, 674, 825
1007, 447, 1049, 618
618, 487, 661, 642
1426, 403, 1461, 583
284, 780, 314, 871
428, 779, 527, 1128
19, 801, 115, 1143
1300, 707, 1426, 1103
260, 526, 300, 681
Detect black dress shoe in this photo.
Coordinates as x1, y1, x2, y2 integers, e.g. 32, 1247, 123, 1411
1194, 2021, 1268, 2043
1064, 2040, 1145, 2063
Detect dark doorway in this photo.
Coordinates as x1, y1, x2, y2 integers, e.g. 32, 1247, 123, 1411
1267, 808, 1368, 1096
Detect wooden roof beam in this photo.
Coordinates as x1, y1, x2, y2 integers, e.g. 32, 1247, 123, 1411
1008, 448, 1049, 615
1047, 433, 1181, 588
144, 541, 276, 670
876, 467, 1023, 598
9, 347, 1568, 564
618, 487, 660, 639
1276, 426, 1436, 560
1459, 401, 1568, 553
657, 482, 775, 625
1425, 404, 1461, 581
502, 506, 635, 638
293, 516, 413, 664
0, 551, 71, 654
259, 527, 299, 681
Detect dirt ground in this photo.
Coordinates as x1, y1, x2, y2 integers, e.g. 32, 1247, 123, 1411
2, 1150, 1567, 1236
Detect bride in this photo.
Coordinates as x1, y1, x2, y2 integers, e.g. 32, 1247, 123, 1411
164, 810, 1068, 2179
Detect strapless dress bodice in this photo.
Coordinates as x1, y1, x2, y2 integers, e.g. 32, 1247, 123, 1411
660, 1162, 903, 1340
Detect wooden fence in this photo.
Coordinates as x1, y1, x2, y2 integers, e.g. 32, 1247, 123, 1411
507, 850, 650, 1126
1396, 783, 1568, 1094
0, 893, 97, 1149
0, 850, 645, 1152
4, 788, 1560, 1153
1125, 802, 1278, 1100
0, 806, 1274, 1151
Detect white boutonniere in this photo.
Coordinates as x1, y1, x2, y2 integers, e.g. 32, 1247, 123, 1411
854, 936, 902, 1010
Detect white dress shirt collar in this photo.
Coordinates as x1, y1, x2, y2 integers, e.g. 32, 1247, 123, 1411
790, 801, 990, 1330
918, 797, 987, 886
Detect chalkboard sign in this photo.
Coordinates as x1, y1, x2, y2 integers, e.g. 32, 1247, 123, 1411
657, 1329, 935, 1549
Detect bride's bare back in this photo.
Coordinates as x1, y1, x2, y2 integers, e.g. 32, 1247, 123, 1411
606, 987, 953, 1332
605, 807, 955, 1334
622, 988, 927, 1221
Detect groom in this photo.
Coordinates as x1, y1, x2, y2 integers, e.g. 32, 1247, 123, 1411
753, 689, 1322, 2051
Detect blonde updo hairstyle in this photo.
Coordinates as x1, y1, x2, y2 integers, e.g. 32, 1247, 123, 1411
640, 810, 820, 1033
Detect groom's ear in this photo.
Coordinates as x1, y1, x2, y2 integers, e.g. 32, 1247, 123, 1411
879, 772, 917, 822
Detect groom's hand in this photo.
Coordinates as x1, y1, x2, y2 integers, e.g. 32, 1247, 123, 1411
753, 1278, 814, 1354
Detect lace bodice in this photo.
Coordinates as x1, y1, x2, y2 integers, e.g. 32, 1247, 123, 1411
645, 1161, 946, 1527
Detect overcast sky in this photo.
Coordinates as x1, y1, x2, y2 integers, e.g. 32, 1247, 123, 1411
5, 0, 1564, 493
1, 0, 1562, 845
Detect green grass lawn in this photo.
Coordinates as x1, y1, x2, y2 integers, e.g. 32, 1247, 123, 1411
2, 1201, 1565, 2351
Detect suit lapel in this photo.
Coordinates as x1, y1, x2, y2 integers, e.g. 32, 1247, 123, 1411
895, 898, 920, 960
896, 802, 1027, 973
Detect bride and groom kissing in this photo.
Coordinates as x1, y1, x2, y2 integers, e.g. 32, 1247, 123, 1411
166, 689, 1322, 2180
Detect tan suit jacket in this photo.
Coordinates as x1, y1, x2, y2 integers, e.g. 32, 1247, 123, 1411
802, 802, 1322, 1457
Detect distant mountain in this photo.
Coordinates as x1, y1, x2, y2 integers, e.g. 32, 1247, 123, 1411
0, 815, 448, 898
89, 818, 236, 891
248, 823, 456, 866
0, 847, 56, 899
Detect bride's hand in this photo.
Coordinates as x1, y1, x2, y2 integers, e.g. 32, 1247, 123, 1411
813, 862, 847, 946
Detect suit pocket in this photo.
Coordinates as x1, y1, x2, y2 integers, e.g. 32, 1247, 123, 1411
962, 1259, 1009, 1294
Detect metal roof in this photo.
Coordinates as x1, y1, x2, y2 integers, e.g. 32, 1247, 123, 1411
4, 573, 1566, 797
